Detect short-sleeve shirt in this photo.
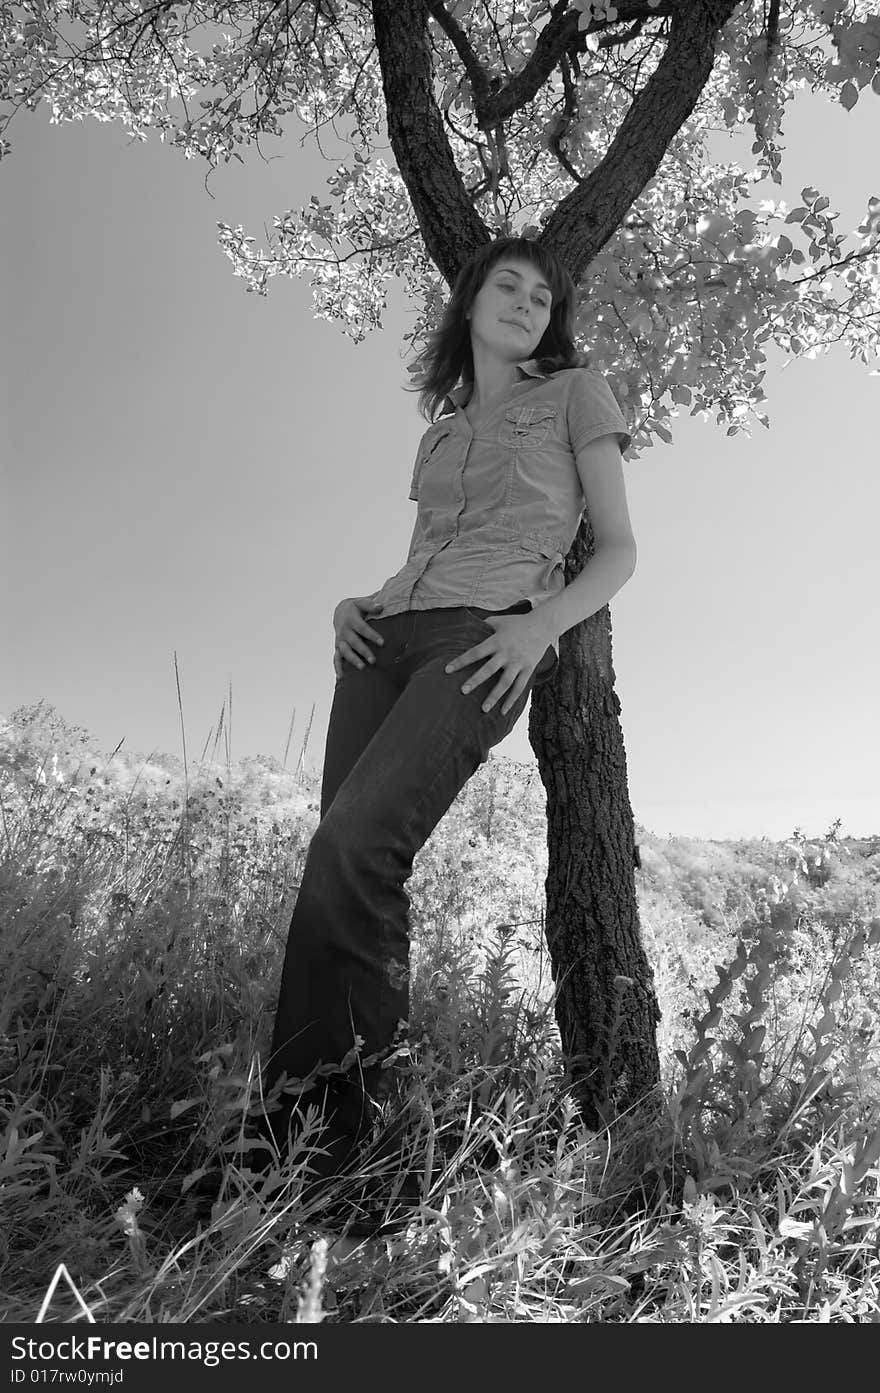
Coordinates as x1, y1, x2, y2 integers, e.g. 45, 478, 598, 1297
369, 359, 631, 657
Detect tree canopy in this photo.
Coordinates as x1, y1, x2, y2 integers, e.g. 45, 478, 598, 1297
3, 2, 878, 451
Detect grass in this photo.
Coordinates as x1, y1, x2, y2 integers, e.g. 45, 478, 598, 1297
1, 698, 879, 1323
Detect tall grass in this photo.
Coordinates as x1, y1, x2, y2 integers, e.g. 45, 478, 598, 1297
1, 699, 878, 1322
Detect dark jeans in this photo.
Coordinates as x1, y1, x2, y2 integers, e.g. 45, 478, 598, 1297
263, 601, 558, 1180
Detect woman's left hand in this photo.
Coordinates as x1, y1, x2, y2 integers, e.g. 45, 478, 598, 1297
444, 611, 558, 716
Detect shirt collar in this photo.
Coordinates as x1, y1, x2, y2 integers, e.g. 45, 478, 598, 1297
440, 359, 547, 417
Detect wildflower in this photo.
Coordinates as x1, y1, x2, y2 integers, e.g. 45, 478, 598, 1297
682, 1192, 726, 1235
114, 1186, 145, 1237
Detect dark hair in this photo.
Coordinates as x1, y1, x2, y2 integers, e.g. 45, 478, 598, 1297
408, 237, 581, 422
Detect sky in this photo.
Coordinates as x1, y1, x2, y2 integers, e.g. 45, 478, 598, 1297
1, 64, 878, 844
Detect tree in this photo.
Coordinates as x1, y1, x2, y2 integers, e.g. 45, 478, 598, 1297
4, 1, 878, 1128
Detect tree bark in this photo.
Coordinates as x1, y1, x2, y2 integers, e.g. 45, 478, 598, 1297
372, 0, 489, 285
371, 0, 739, 1129
541, 0, 740, 281
528, 521, 661, 1129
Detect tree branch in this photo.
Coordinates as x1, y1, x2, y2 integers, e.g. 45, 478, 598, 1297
598, 17, 650, 53
540, 1, 741, 283
371, 0, 740, 290
547, 53, 584, 183
430, 0, 678, 130
425, 0, 491, 109
371, 0, 490, 285
765, 0, 782, 70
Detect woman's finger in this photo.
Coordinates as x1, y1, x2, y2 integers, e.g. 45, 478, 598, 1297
445, 642, 487, 675
500, 678, 527, 717
350, 634, 376, 663
480, 673, 516, 713
337, 634, 369, 665
345, 636, 379, 669
337, 640, 363, 670
459, 657, 502, 697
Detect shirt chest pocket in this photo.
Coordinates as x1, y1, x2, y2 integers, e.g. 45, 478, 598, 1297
499, 405, 558, 448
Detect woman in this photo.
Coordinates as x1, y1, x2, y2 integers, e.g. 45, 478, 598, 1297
259, 236, 636, 1238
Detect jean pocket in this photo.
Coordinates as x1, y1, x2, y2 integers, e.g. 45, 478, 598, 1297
532, 644, 558, 688
463, 600, 531, 625
462, 607, 496, 628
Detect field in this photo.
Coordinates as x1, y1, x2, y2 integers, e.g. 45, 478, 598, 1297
2, 699, 879, 1323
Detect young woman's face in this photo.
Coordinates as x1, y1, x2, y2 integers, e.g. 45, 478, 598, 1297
466, 259, 553, 363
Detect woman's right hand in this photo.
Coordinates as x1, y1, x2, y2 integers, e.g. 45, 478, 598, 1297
332, 595, 385, 678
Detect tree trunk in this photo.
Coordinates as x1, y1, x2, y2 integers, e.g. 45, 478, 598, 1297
372, 0, 489, 285
528, 516, 661, 1129
371, 0, 739, 1129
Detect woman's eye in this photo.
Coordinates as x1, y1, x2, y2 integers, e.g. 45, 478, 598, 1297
494, 279, 547, 308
